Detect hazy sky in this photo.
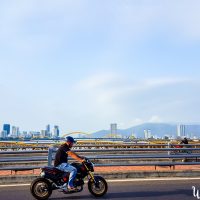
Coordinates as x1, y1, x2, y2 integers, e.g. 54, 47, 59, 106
0, 0, 200, 134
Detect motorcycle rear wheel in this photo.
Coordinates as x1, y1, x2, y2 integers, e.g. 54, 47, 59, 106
88, 176, 108, 197
30, 178, 52, 200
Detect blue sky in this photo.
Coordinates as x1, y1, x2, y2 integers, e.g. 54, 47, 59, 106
0, 0, 200, 134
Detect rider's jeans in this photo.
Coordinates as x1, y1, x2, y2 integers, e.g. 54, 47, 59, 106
56, 163, 77, 188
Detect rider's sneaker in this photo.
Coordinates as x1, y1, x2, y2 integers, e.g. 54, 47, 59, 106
60, 183, 67, 190
68, 186, 78, 191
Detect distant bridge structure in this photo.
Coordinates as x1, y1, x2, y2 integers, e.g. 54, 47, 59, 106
62, 131, 92, 138
62, 132, 122, 139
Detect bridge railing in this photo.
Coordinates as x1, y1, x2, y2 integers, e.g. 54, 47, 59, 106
0, 143, 200, 151
0, 145, 200, 172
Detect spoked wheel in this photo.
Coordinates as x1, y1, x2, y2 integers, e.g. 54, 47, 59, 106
30, 178, 52, 200
88, 176, 108, 197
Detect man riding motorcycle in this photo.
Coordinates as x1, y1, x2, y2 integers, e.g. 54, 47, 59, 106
54, 136, 85, 191
30, 136, 108, 199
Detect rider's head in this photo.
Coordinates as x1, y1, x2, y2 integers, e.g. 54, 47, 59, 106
65, 136, 76, 148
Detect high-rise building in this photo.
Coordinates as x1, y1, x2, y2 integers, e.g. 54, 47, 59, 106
144, 130, 148, 139
144, 129, 151, 139
177, 124, 186, 137
46, 124, 51, 137
22, 131, 28, 138
12, 126, 17, 137
30, 131, 41, 138
11, 126, 20, 138
0, 131, 7, 138
3, 124, 10, 136
46, 124, 50, 132
110, 123, 117, 138
41, 130, 46, 138
16, 127, 20, 137
53, 125, 59, 138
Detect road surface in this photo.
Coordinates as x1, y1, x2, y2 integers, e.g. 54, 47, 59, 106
0, 178, 199, 200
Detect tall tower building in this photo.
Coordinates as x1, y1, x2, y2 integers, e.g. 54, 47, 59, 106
46, 124, 50, 133
41, 130, 46, 138
11, 126, 20, 137
3, 124, 10, 136
46, 124, 51, 138
110, 123, 117, 138
144, 129, 151, 139
1, 131, 7, 138
177, 124, 186, 137
12, 126, 17, 137
53, 125, 59, 138
16, 127, 20, 137
144, 130, 148, 139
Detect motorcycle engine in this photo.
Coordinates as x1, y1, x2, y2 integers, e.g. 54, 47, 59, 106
74, 178, 84, 186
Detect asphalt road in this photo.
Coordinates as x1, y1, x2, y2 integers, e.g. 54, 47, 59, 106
0, 178, 199, 200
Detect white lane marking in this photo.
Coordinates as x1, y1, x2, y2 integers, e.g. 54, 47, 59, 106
107, 177, 200, 182
1, 177, 200, 187
0, 184, 30, 187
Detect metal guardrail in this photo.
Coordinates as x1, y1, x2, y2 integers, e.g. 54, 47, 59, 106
0, 147, 200, 155
0, 143, 199, 150
0, 150, 48, 154
1, 154, 200, 163
0, 146, 200, 172
47, 147, 200, 167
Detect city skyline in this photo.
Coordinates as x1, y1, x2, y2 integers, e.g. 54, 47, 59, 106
0, 1, 200, 133
0, 122, 60, 139
1, 122, 200, 139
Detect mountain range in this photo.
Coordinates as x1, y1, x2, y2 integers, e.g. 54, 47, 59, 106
92, 123, 200, 138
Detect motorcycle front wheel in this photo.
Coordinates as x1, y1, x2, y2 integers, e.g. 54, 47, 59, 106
88, 176, 108, 197
30, 178, 52, 200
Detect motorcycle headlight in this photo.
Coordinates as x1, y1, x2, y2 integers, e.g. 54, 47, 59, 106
40, 171, 45, 177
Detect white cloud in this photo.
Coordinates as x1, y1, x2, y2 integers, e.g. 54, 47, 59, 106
121, 115, 163, 129
75, 73, 192, 102
142, 78, 191, 89
0, 74, 198, 133
148, 115, 162, 123
73, 73, 193, 121
129, 118, 144, 126
76, 73, 119, 90
73, 73, 121, 118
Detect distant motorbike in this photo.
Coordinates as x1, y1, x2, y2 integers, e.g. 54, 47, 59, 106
30, 158, 108, 200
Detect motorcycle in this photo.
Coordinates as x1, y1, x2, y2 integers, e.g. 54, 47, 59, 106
30, 158, 108, 200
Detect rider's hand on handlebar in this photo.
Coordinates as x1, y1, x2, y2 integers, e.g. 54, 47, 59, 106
80, 156, 86, 163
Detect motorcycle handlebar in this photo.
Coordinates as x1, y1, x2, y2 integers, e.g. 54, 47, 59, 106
82, 157, 89, 163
